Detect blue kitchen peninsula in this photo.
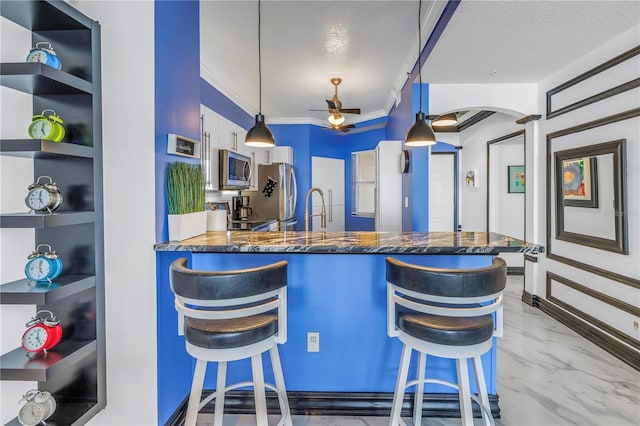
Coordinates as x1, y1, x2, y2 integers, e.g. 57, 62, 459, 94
154, 231, 542, 423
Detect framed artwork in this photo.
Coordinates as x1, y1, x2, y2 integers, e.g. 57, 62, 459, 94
508, 165, 525, 193
561, 157, 598, 207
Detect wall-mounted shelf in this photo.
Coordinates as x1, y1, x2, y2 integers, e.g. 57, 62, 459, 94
0, 0, 89, 31
0, 275, 95, 304
0, 63, 92, 95
0, 212, 95, 228
0, 339, 95, 381
0, 139, 94, 159
1, 0, 104, 422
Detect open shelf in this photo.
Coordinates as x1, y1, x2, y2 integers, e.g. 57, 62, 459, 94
0, 211, 95, 228
0, 0, 90, 31
0, 63, 92, 95
0, 139, 94, 159
5, 400, 98, 426
0, 339, 96, 381
0, 275, 95, 305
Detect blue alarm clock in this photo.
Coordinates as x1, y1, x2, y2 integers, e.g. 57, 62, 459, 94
26, 42, 61, 70
25, 244, 63, 283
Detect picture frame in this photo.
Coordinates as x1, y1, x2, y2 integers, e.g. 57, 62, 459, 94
507, 165, 525, 193
561, 156, 598, 208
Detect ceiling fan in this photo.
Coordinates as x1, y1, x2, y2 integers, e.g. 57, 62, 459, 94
311, 78, 361, 130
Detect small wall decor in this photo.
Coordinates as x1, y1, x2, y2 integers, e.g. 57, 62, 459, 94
167, 134, 201, 159
508, 165, 525, 193
561, 157, 598, 208
465, 170, 476, 187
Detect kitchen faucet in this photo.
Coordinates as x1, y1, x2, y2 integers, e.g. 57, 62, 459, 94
304, 187, 326, 232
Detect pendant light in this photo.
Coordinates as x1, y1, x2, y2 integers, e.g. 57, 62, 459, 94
245, 0, 276, 148
432, 112, 457, 126
405, 0, 436, 147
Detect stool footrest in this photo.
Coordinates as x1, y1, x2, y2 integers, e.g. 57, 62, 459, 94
404, 378, 493, 422
199, 381, 279, 410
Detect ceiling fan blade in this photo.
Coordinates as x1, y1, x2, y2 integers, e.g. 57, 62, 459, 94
326, 99, 337, 110
309, 109, 329, 111
339, 108, 361, 114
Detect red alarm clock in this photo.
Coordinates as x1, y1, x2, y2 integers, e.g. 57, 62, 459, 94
21, 310, 62, 353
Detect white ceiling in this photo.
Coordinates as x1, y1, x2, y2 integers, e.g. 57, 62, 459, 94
200, 0, 639, 127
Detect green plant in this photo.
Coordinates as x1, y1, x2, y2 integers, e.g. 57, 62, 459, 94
165, 162, 205, 215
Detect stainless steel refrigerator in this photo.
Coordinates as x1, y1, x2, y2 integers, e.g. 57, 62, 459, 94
241, 163, 297, 230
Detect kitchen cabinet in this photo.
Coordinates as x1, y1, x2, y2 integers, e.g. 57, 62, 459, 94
201, 104, 271, 191
0, 1, 105, 424
311, 156, 345, 231
272, 146, 293, 165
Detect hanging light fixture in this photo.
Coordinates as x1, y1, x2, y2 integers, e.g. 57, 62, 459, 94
405, 0, 436, 147
432, 112, 457, 126
245, 0, 276, 147
328, 113, 345, 126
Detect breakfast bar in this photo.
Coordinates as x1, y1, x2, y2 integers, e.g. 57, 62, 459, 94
154, 231, 542, 423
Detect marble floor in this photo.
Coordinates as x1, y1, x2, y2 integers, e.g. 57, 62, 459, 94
198, 276, 640, 426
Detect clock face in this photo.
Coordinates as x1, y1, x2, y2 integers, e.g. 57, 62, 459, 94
26, 50, 47, 64
28, 120, 53, 139
26, 188, 52, 210
18, 402, 44, 426
26, 257, 51, 280
22, 326, 49, 351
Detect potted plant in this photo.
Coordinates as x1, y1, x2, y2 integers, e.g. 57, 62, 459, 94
166, 161, 206, 241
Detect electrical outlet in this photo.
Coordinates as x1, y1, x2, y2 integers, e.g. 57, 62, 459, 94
307, 332, 319, 352
633, 320, 639, 335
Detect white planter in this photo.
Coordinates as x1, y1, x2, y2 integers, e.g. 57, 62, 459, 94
168, 211, 207, 241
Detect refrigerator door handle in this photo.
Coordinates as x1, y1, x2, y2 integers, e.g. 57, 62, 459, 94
289, 166, 297, 217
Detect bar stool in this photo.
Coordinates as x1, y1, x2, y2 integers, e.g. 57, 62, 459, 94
170, 258, 292, 426
385, 257, 507, 426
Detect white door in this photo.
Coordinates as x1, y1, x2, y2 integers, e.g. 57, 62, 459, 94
311, 156, 345, 231
429, 153, 456, 231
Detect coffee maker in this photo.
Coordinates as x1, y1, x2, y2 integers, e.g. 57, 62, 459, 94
232, 195, 252, 220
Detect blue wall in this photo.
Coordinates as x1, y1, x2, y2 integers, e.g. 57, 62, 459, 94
155, 0, 202, 243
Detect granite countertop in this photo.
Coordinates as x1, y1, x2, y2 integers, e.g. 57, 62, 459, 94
154, 231, 544, 255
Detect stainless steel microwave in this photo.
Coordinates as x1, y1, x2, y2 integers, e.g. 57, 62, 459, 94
219, 149, 252, 189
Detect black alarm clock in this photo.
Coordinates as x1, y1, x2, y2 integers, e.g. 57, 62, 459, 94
25, 176, 63, 213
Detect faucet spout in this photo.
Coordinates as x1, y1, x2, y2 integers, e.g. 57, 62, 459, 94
304, 187, 326, 232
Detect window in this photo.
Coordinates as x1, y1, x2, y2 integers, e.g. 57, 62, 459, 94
351, 150, 376, 217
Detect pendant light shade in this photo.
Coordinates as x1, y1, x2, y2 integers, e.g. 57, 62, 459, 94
405, 112, 436, 146
405, 0, 436, 147
245, 0, 275, 148
432, 112, 457, 127
246, 113, 275, 147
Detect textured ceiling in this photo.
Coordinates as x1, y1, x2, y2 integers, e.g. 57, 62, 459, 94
200, 0, 639, 127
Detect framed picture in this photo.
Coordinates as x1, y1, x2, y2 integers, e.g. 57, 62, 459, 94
508, 165, 525, 193
561, 156, 598, 208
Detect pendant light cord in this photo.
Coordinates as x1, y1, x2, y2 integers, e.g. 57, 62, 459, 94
258, 0, 262, 114
418, 0, 423, 112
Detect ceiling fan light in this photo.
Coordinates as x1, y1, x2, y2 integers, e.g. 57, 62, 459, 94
328, 113, 345, 125
405, 112, 436, 146
432, 112, 457, 126
245, 113, 276, 147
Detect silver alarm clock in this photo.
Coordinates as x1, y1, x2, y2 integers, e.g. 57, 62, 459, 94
17, 390, 56, 426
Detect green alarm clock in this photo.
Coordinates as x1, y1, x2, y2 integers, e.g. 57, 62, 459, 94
28, 110, 65, 142
25, 176, 63, 213
26, 42, 62, 70
25, 244, 63, 282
